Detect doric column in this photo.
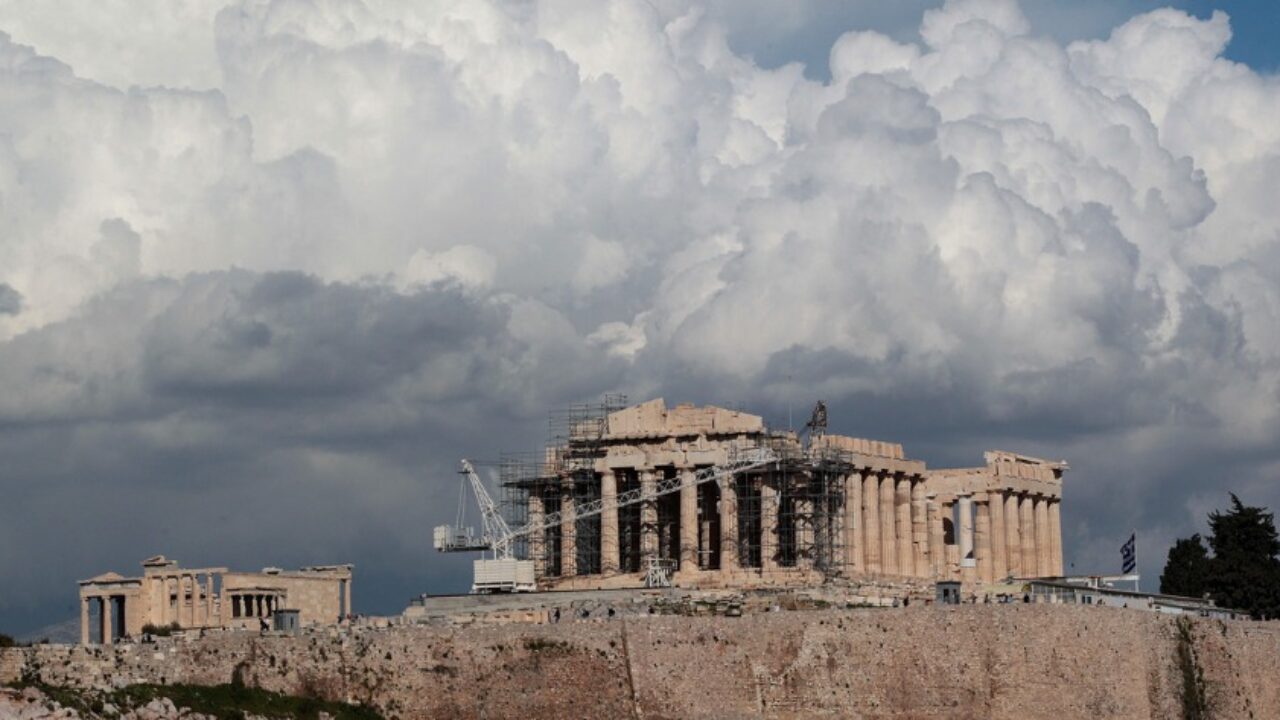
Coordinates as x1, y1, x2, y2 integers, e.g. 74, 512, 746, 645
1050, 499, 1064, 576
989, 491, 1007, 580
958, 495, 975, 583
895, 475, 912, 576
601, 470, 620, 574
911, 479, 928, 577
761, 477, 779, 571
720, 475, 739, 572
528, 490, 545, 577
679, 468, 698, 572
560, 478, 577, 577
845, 472, 863, 573
1019, 494, 1037, 576
188, 575, 197, 627
1035, 496, 1052, 576
344, 578, 352, 620
976, 498, 993, 583
794, 482, 814, 570
879, 473, 897, 574
640, 469, 659, 569
80, 596, 90, 645
101, 597, 112, 645
928, 498, 944, 577
1004, 493, 1022, 577
862, 472, 880, 574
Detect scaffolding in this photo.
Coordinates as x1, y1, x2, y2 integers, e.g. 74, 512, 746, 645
497, 395, 627, 578
494, 396, 864, 584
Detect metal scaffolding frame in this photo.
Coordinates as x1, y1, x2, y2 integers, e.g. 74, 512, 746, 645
493, 396, 868, 582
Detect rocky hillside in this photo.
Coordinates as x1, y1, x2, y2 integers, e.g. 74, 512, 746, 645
4, 604, 1279, 719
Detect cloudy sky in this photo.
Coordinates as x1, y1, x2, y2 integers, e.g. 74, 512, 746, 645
2, 0, 1279, 635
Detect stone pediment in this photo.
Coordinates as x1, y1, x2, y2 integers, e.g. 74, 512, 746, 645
81, 571, 138, 585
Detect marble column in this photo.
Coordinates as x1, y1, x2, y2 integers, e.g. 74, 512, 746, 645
845, 472, 863, 573
679, 468, 698, 573
192, 575, 202, 627
344, 579, 352, 620
206, 575, 215, 626
911, 479, 928, 577
640, 469, 658, 568
976, 498, 993, 583
928, 498, 945, 577
1019, 494, 1037, 577
101, 597, 112, 645
895, 475, 912, 576
1035, 496, 1052, 576
879, 473, 897, 575
989, 491, 1008, 580
720, 475, 739, 572
188, 575, 197, 627
1050, 500, 1064, 576
560, 479, 577, 577
80, 597, 90, 645
795, 484, 814, 570
1005, 493, 1022, 577
761, 478, 779, 571
958, 495, 975, 582
601, 470, 620, 574
157, 577, 168, 626
528, 491, 545, 577
862, 472, 880, 574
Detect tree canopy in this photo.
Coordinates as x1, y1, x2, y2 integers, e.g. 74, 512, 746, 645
1159, 533, 1209, 598
1161, 494, 1280, 619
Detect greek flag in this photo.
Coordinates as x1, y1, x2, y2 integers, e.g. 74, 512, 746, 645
1120, 533, 1136, 574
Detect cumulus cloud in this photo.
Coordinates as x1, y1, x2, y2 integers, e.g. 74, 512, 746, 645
2, 0, 1280, 633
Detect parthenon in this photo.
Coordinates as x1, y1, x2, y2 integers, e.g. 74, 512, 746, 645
78, 556, 353, 645
499, 398, 1066, 591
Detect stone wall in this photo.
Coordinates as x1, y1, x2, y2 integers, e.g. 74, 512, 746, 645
5, 605, 1280, 719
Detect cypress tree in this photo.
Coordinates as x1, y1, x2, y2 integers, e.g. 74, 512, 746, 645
1160, 533, 1209, 598
1204, 494, 1280, 620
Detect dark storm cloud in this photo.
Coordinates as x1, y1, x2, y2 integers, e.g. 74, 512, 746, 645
0, 270, 626, 633
0, 283, 20, 315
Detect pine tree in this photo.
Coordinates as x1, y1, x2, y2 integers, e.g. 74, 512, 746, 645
1204, 494, 1280, 620
1160, 534, 1209, 598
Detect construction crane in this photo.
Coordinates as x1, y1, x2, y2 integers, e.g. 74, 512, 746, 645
434, 446, 778, 593
433, 459, 516, 558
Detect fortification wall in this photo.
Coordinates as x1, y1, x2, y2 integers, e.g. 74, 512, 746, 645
4, 605, 1279, 719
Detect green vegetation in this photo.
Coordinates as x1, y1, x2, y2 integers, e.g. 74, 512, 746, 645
0, 633, 14, 648
4, 682, 384, 720
1161, 534, 1210, 599
1160, 494, 1280, 619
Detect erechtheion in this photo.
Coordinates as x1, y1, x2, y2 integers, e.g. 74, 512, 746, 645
79, 556, 352, 645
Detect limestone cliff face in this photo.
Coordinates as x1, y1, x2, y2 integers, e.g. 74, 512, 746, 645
4, 605, 1279, 719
